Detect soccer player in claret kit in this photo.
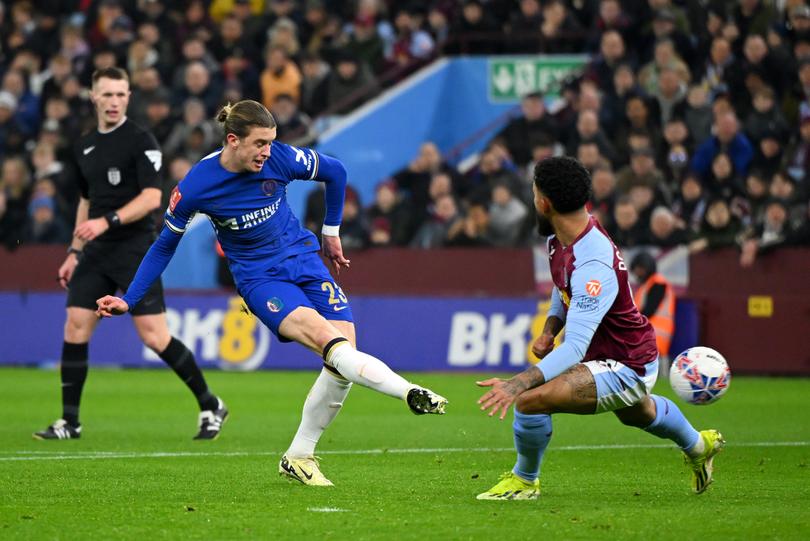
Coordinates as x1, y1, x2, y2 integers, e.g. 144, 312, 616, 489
96, 99, 448, 486
476, 157, 723, 500
34, 67, 227, 441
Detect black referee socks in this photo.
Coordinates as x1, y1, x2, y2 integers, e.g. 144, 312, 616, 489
158, 337, 218, 411
61, 341, 89, 427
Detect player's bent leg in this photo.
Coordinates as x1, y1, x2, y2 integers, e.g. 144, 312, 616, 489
514, 363, 598, 415
279, 307, 447, 413
478, 365, 595, 500
631, 394, 724, 494
34, 308, 98, 440
133, 314, 228, 440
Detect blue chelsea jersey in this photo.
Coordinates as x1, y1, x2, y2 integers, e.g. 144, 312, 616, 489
165, 142, 322, 289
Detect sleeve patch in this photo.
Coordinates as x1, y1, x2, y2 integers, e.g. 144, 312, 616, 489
145, 150, 163, 172
168, 186, 182, 214
585, 280, 602, 296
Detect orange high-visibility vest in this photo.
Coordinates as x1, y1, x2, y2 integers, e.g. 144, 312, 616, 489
634, 273, 675, 356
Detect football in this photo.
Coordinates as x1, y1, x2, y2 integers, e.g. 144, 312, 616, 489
669, 347, 731, 405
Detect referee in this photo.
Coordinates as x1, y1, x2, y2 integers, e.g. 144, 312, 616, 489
34, 67, 228, 440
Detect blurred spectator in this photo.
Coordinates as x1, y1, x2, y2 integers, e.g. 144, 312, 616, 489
22, 193, 70, 244
785, 112, 810, 185
2, 69, 39, 136
682, 85, 712, 146
164, 98, 220, 162
325, 51, 378, 114
388, 6, 435, 69
689, 198, 742, 253
410, 193, 461, 248
367, 179, 412, 246
506, 0, 543, 53
750, 129, 784, 178
343, 13, 385, 74
704, 152, 745, 201
539, 0, 585, 54
299, 53, 330, 116
129, 67, 166, 126
648, 205, 689, 247
699, 37, 734, 99
143, 90, 174, 146
741, 170, 769, 227
339, 189, 370, 250
173, 61, 221, 116
616, 147, 666, 200
446, 202, 494, 247
567, 109, 617, 163
271, 93, 312, 143
588, 165, 617, 229
744, 86, 789, 146
769, 171, 806, 226
0, 156, 32, 248
494, 92, 558, 167
609, 195, 650, 247
395, 142, 459, 226
448, 0, 501, 55
691, 112, 754, 178
671, 173, 707, 232
739, 198, 796, 266
587, 30, 628, 89
653, 68, 687, 126
488, 183, 529, 247
0, 92, 27, 158
466, 146, 523, 204
260, 45, 302, 109
31, 141, 75, 225
638, 39, 690, 95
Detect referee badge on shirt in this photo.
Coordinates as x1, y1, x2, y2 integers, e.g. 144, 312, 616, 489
107, 167, 122, 186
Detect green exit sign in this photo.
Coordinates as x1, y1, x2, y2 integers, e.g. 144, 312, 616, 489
488, 55, 589, 102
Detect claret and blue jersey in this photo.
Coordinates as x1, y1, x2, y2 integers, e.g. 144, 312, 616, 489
121, 141, 353, 335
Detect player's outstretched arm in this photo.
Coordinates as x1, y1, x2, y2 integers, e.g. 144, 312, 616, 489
314, 153, 350, 273
96, 296, 129, 317
115, 225, 183, 311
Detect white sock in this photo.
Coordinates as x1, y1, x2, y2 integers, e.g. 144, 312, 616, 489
685, 434, 706, 458
326, 343, 412, 400
285, 368, 352, 458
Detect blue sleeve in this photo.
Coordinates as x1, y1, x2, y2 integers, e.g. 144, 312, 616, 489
536, 260, 619, 381
548, 287, 566, 322
281, 144, 346, 227
121, 226, 182, 309
314, 152, 347, 227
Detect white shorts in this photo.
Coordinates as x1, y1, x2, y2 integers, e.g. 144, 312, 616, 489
584, 358, 659, 413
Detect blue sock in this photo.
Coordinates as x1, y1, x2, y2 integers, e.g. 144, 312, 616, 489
644, 395, 700, 450
512, 411, 552, 482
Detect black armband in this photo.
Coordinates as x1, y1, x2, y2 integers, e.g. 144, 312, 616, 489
67, 246, 82, 256
104, 212, 122, 229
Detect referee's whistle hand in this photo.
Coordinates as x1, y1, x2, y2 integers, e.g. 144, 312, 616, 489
96, 295, 129, 318
75, 218, 109, 241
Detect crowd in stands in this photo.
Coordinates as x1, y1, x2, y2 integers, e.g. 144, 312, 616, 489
1, 0, 809, 266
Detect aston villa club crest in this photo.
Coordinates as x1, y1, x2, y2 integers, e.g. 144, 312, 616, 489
107, 167, 121, 186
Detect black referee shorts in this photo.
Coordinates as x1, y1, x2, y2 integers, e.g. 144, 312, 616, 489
66, 237, 165, 316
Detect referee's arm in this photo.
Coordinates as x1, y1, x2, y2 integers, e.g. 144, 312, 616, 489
74, 188, 162, 242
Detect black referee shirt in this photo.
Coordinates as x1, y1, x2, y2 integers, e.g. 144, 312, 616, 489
73, 119, 162, 242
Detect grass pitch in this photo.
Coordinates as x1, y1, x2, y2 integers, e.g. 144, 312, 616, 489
1, 368, 809, 540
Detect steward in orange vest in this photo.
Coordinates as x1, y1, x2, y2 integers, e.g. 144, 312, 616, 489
630, 252, 675, 357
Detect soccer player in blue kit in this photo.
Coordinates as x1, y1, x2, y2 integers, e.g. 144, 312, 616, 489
96, 100, 447, 486
475, 157, 723, 500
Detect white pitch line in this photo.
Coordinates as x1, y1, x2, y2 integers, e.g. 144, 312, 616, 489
0, 441, 807, 462
307, 507, 348, 513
